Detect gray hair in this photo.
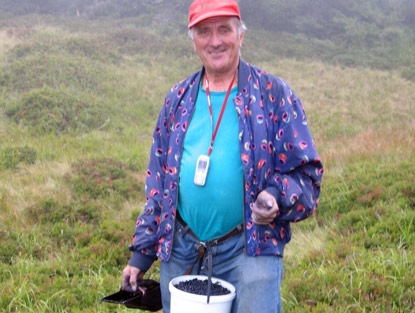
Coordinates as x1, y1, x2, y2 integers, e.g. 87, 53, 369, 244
188, 17, 247, 40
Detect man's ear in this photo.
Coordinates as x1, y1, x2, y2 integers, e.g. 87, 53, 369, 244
192, 40, 196, 52
239, 31, 245, 48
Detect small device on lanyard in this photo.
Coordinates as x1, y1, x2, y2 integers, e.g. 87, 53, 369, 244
194, 155, 210, 186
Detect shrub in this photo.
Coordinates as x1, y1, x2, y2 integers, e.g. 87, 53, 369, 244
1, 51, 110, 93
0, 145, 37, 169
25, 198, 102, 225
24, 199, 106, 258
65, 158, 141, 199
5, 87, 107, 135
7, 35, 119, 64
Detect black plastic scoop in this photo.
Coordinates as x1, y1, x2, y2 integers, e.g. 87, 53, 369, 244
100, 279, 162, 311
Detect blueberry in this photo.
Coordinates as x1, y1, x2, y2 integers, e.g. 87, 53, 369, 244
174, 278, 231, 296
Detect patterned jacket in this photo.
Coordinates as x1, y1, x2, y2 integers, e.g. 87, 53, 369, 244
128, 59, 323, 271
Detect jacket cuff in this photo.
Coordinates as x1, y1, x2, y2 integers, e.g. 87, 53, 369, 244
128, 252, 156, 272
265, 186, 280, 206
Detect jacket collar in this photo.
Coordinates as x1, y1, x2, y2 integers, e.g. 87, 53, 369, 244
237, 58, 250, 94
190, 58, 250, 102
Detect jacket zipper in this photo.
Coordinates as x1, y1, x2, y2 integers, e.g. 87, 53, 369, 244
235, 96, 248, 255
242, 174, 247, 254
166, 104, 197, 262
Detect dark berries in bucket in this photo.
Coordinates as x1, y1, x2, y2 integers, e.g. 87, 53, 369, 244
174, 278, 231, 296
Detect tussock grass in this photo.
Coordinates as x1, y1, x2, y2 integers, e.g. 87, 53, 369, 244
0, 16, 414, 313
284, 219, 329, 260
320, 127, 414, 169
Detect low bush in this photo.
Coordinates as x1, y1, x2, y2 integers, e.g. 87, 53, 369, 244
25, 198, 102, 225
65, 158, 141, 199
8, 34, 119, 64
5, 87, 107, 135
1, 35, 119, 93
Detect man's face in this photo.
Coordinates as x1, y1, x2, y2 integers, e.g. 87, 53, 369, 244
192, 16, 244, 76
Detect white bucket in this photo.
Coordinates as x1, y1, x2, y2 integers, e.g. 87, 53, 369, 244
169, 275, 236, 313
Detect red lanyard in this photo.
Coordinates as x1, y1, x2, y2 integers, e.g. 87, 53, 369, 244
205, 73, 236, 156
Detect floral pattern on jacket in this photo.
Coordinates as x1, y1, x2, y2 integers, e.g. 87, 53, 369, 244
128, 59, 323, 271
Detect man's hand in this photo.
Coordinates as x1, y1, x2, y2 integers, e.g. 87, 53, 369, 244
250, 190, 279, 225
122, 265, 145, 293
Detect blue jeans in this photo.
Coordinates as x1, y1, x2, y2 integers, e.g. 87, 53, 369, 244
160, 220, 283, 313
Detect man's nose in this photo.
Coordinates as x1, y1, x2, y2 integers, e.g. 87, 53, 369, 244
209, 31, 222, 47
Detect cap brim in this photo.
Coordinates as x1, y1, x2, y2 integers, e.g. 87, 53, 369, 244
188, 11, 240, 28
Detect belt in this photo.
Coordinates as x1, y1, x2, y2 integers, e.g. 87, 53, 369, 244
176, 211, 243, 303
176, 211, 243, 245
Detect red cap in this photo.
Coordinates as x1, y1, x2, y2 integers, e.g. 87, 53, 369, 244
188, 0, 241, 29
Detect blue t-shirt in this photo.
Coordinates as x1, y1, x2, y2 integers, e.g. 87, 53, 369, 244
177, 84, 243, 241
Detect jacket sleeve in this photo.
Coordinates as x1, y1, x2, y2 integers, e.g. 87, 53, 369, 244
266, 79, 323, 223
128, 96, 171, 271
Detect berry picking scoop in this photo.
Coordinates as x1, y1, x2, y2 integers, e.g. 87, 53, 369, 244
100, 279, 162, 311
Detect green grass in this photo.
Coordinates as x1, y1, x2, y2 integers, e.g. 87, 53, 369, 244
283, 153, 415, 312
1, 15, 415, 313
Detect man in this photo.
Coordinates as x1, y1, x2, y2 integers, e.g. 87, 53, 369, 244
122, 0, 323, 312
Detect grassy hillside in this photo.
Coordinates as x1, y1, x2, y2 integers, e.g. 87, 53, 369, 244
2, 0, 415, 82
0, 15, 414, 313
